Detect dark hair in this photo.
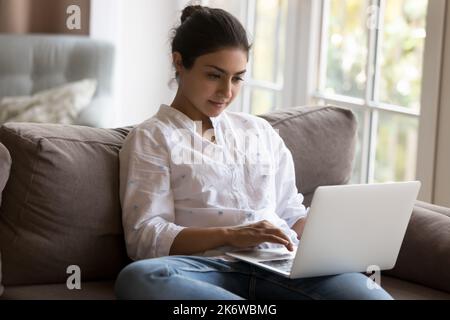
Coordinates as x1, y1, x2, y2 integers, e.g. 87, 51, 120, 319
171, 5, 251, 77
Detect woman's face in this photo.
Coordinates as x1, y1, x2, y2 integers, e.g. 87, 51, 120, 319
174, 48, 247, 120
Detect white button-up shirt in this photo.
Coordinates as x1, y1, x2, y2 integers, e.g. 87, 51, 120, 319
119, 104, 308, 260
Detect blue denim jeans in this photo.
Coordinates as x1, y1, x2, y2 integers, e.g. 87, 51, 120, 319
114, 256, 393, 300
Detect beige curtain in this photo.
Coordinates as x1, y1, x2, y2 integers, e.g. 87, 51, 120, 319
0, 0, 90, 34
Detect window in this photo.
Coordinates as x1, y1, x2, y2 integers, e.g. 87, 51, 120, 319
201, 0, 446, 199
202, 0, 289, 115
315, 0, 431, 184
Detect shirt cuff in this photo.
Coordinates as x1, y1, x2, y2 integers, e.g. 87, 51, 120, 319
155, 224, 186, 257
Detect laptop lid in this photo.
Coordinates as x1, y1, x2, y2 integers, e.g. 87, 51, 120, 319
290, 181, 421, 279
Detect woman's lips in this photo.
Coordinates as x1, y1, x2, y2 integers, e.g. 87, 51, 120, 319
208, 100, 227, 108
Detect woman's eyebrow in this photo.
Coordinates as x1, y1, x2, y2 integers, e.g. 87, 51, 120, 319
205, 65, 246, 75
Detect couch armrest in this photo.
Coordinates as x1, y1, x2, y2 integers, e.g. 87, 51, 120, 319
414, 200, 450, 218
384, 202, 450, 293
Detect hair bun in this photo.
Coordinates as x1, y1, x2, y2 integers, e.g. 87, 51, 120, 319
181, 5, 204, 24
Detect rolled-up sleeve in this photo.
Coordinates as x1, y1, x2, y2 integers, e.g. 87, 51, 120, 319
119, 127, 185, 260
271, 129, 308, 228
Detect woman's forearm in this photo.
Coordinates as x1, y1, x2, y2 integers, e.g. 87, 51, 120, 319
169, 227, 230, 255
170, 219, 299, 255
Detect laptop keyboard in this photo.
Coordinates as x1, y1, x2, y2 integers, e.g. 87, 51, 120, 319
260, 258, 294, 273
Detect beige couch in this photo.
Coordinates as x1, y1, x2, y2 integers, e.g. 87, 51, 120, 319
0, 105, 449, 300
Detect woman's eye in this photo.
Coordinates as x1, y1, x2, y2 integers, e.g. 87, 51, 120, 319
207, 73, 244, 83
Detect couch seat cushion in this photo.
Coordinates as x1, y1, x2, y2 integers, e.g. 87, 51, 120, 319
381, 275, 450, 300
1, 280, 115, 300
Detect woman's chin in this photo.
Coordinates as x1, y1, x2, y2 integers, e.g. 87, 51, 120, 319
204, 105, 225, 117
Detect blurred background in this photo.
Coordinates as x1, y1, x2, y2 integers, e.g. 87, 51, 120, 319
0, 0, 449, 206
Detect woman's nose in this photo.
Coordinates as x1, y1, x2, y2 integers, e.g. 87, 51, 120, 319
218, 79, 233, 99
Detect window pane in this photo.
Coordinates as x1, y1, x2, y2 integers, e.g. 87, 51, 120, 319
374, 112, 418, 182
250, 88, 278, 115
379, 0, 427, 111
324, 0, 367, 98
252, 0, 288, 84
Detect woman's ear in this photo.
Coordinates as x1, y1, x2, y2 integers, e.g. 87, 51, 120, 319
172, 52, 184, 76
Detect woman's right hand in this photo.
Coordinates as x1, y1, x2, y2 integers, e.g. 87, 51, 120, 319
224, 220, 294, 251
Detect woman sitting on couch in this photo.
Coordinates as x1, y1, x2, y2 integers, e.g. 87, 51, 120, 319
114, 5, 393, 300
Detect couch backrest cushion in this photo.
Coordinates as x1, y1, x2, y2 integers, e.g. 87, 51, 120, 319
0, 123, 131, 286
0, 105, 356, 286
0, 142, 11, 207
259, 105, 357, 206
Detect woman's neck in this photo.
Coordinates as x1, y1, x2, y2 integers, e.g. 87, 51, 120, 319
170, 93, 213, 135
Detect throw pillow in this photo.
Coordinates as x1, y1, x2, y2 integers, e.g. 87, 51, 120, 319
0, 79, 97, 125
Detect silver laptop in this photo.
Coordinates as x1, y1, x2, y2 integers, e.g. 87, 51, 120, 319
226, 181, 421, 279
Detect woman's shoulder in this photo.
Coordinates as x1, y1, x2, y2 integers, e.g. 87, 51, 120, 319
121, 117, 174, 151
128, 114, 172, 137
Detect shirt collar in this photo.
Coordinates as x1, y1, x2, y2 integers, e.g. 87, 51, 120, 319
158, 104, 225, 130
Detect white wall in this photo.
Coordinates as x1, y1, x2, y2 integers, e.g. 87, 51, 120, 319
91, 0, 185, 127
